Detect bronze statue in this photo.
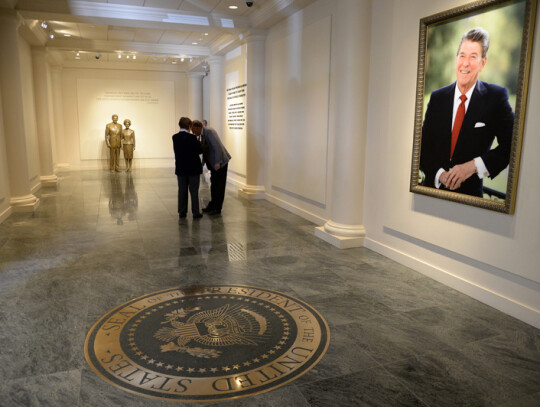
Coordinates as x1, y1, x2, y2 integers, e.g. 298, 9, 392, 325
122, 119, 136, 172
105, 114, 123, 172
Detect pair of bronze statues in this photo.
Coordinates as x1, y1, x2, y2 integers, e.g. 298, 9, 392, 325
105, 114, 136, 172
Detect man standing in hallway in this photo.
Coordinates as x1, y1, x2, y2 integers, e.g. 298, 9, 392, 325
192, 120, 231, 216
105, 114, 123, 172
173, 117, 203, 221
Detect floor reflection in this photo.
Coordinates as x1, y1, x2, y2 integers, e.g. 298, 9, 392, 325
108, 173, 138, 225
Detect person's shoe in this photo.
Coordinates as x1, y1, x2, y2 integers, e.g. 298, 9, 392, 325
209, 210, 221, 216
202, 206, 213, 213
179, 213, 187, 219
193, 213, 203, 219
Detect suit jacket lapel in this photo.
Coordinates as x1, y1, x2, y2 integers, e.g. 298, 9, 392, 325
442, 83, 455, 158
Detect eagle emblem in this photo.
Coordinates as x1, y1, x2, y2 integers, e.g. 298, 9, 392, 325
154, 305, 268, 358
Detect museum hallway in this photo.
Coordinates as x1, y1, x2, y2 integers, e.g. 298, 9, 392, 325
0, 169, 539, 407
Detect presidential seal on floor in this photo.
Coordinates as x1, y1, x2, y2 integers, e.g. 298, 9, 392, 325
84, 285, 330, 402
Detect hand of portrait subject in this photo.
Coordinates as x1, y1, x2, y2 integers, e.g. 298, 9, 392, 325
444, 161, 477, 190
214, 163, 221, 171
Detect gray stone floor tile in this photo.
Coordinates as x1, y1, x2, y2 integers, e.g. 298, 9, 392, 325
384, 347, 537, 406
0, 169, 538, 406
0, 370, 82, 407
298, 367, 429, 406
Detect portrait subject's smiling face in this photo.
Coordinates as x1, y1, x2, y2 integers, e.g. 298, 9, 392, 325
456, 40, 487, 94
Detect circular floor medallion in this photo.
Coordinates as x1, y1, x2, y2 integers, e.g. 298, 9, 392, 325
85, 285, 330, 402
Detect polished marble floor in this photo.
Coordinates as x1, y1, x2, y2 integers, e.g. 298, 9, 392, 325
0, 169, 539, 407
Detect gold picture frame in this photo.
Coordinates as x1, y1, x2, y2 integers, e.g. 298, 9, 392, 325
410, 0, 537, 213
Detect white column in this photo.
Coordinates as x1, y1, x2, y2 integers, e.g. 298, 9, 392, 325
239, 33, 267, 200
51, 66, 68, 169
207, 55, 224, 135
32, 47, 58, 187
187, 72, 204, 121
0, 11, 39, 212
315, 0, 371, 248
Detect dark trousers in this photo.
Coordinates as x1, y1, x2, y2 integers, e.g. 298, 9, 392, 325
177, 175, 200, 215
208, 163, 228, 211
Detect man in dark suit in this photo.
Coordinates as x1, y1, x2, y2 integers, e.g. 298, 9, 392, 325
191, 120, 231, 216
173, 117, 203, 221
420, 27, 514, 197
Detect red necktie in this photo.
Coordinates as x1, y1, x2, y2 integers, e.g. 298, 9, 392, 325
450, 94, 467, 158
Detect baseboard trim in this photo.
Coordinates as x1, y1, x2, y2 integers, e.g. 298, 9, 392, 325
0, 205, 12, 224
364, 238, 540, 329
265, 193, 326, 226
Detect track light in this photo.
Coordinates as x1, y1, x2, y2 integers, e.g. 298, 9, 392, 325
41, 21, 48, 29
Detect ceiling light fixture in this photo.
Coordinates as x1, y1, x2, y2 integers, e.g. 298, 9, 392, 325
181, 57, 184, 62
49, 32, 54, 39
132, 55, 136, 60
229, 5, 238, 9
41, 22, 48, 29
118, 54, 121, 59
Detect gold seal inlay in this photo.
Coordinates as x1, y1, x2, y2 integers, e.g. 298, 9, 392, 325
85, 285, 330, 402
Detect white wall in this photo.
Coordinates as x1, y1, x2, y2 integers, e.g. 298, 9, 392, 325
364, 0, 540, 328
264, 1, 338, 224
223, 44, 247, 184
203, 74, 210, 124
0, 88, 11, 222
60, 66, 188, 170
19, 37, 40, 191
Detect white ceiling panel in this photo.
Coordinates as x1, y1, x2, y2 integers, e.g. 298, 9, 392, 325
78, 24, 108, 41
178, 0, 220, 13
142, 0, 182, 9
159, 30, 191, 45
108, 0, 145, 6
134, 28, 164, 43
108, 27, 136, 41
48, 21, 80, 38
212, 0, 252, 16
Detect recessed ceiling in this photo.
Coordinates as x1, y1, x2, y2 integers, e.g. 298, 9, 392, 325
10, 0, 315, 69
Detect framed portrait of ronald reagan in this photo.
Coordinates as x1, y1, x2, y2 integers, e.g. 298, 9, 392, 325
409, 0, 537, 213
